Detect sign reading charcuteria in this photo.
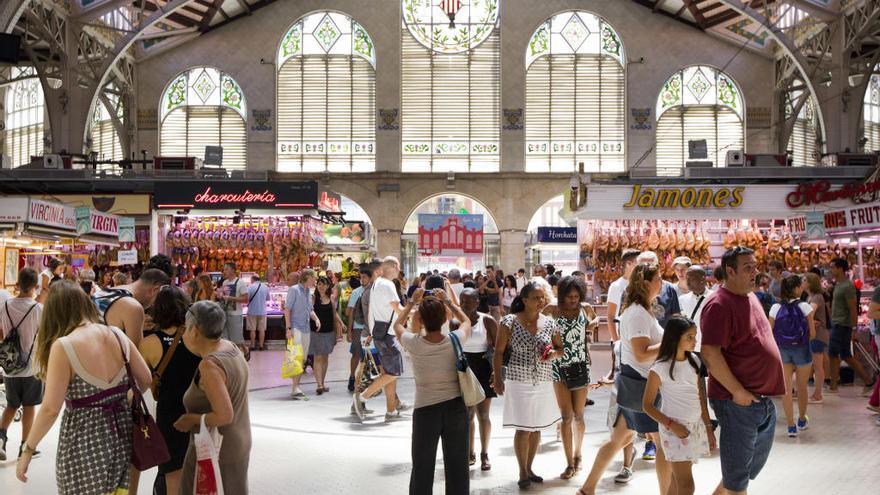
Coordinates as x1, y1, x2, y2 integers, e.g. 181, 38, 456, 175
623, 185, 745, 209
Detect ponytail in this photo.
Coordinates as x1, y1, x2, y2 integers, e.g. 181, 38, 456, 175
510, 282, 540, 314
509, 295, 525, 314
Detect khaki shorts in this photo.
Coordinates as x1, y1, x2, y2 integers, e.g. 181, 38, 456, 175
246, 315, 267, 333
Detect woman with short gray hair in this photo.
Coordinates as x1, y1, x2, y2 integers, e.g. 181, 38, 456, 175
175, 301, 252, 493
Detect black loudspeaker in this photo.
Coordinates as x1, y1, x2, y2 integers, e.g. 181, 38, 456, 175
0, 33, 22, 64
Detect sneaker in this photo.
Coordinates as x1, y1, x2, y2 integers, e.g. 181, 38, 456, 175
396, 401, 412, 413
385, 411, 403, 422
291, 389, 309, 401
808, 396, 824, 404
787, 426, 798, 437
0, 435, 6, 462
350, 402, 373, 416
797, 416, 809, 431
642, 441, 656, 461
352, 394, 366, 421
347, 377, 355, 392
614, 466, 634, 484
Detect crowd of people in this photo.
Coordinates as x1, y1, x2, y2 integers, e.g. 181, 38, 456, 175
0, 246, 878, 494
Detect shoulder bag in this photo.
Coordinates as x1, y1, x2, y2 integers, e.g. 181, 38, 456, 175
0, 301, 39, 374
150, 328, 183, 398
113, 329, 170, 471
449, 332, 486, 407
615, 364, 661, 413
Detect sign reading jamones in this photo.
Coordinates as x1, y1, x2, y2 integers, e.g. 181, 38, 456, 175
154, 181, 319, 210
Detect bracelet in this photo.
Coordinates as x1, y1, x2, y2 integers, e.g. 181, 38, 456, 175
663, 417, 673, 428
21, 442, 37, 455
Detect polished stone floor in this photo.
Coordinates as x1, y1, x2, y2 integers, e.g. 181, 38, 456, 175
1, 345, 878, 494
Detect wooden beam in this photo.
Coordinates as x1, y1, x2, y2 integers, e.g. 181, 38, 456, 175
629, 0, 701, 29
653, 0, 666, 13
704, 9, 739, 28
217, 7, 230, 20
682, 0, 708, 29
198, 0, 225, 32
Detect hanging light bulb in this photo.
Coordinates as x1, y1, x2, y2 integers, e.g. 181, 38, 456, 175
440, 0, 462, 29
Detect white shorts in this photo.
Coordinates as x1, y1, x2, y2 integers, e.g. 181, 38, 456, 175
293, 328, 311, 357
658, 417, 710, 463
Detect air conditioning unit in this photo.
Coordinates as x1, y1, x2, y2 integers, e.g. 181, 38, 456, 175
154, 156, 196, 170
745, 154, 789, 167
726, 150, 745, 167
203, 146, 223, 167
822, 153, 879, 168
685, 161, 713, 168
43, 154, 63, 169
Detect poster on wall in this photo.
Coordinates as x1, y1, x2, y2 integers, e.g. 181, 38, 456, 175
324, 222, 367, 245
418, 214, 484, 256
4, 248, 19, 286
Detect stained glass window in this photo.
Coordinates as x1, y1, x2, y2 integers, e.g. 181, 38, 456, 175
655, 65, 744, 175
159, 67, 247, 169
3, 67, 45, 167
787, 89, 819, 166
402, 0, 500, 54
864, 75, 880, 153
88, 85, 124, 166
277, 12, 376, 173
525, 11, 625, 173
401, 10, 500, 172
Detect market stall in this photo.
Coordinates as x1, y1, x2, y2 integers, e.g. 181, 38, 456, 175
153, 180, 327, 341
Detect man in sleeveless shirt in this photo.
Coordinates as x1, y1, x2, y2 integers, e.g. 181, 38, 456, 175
93, 268, 169, 347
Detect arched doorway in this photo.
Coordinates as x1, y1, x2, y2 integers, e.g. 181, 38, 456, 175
526, 194, 578, 275
323, 194, 376, 274
401, 194, 499, 276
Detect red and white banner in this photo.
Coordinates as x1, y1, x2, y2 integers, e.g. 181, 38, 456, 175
28, 199, 76, 231
418, 214, 483, 256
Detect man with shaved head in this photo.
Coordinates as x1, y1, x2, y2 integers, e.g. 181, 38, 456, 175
678, 265, 713, 351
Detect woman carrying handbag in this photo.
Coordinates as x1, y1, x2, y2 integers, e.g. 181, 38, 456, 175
394, 287, 473, 495
542, 276, 599, 479
16, 280, 153, 495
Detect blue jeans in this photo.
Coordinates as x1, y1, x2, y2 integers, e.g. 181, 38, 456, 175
710, 397, 776, 492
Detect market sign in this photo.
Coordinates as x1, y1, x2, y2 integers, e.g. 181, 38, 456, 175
790, 201, 880, 235
623, 185, 744, 209
324, 222, 367, 245
117, 249, 138, 265
785, 179, 880, 208
47, 194, 151, 216
318, 191, 342, 213
118, 218, 136, 243
805, 211, 826, 240
154, 181, 319, 210
418, 214, 484, 256
75, 207, 120, 237
28, 199, 76, 231
536, 227, 577, 244
0, 197, 30, 222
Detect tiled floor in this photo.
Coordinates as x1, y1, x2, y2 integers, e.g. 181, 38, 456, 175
1, 345, 878, 494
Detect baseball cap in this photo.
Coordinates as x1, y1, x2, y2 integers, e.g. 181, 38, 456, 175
672, 256, 692, 267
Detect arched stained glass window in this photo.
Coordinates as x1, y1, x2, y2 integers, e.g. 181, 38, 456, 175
864, 75, 880, 153
401, 0, 501, 172
525, 11, 625, 173
655, 65, 744, 176
159, 67, 247, 170
3, 67, 45, 168
88, 85, 124, 166
276, 11, 376, 173
787, 90, 819, 166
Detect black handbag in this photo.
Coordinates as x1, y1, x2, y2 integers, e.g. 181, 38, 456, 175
371, 320, 391, 340
561, 361, 590, 390
615, 364, 660, 412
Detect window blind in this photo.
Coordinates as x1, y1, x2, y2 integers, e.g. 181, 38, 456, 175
525, 54, 625, 173
401, 29, 500, 172
788, 117, 818, 166
3, 124, 44, 167
655, 106, 743, 176
866, 120, 880, 153
277, 56, 376, 173
91, 119, 123, 166
159, 106, 246, 169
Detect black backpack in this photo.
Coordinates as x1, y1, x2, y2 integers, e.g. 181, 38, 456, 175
0, 301, 39, 374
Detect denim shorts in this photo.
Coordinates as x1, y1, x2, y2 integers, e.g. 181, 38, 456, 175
809, 339, 827, 354
829, 325, 853, 359
710, 397, 776, 493
778, 345, 812, 367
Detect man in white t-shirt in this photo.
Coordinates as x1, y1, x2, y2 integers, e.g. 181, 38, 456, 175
678, 266, 713, 351
606, 249, 641, 342
0, 268, 43, 461
448, 268, 465, 302
515, 268, 527, 292
356, 256, 409, 422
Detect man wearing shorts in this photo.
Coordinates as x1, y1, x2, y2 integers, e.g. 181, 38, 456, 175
701, 246, 785, 495
828, 258, 875, 393
355, 256, 409, 422
285, 269, 320, 399
246, 275, 270, 351
218, 263, 249, 353
0, 268, 43, 460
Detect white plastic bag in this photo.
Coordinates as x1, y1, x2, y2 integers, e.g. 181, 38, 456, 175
193, 414, 224, 495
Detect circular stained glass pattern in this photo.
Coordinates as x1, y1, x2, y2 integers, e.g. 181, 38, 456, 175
402, 0, 499, 54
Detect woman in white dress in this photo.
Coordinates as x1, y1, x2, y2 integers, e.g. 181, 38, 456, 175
493, 282, 563, 489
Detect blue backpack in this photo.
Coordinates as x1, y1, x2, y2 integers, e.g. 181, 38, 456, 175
774, 301, 809, 348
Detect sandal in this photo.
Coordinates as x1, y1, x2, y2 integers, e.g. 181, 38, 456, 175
517, 479, 531, 489
528, 473, 543, 483
561, 466, 576, 480
316, 387, 324, 395
480, 452, 491, 471
573, 455, 582, 472
469, 453, 476, 466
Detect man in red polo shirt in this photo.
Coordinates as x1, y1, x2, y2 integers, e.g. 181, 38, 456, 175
701, 246, 785, 495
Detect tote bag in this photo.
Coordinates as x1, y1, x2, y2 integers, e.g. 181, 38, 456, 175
193, 414, 225, 495
449, 332, 486, 407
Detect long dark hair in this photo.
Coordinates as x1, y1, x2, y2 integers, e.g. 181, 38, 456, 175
655, 316, 700, 381
315, 276, 332, 300
780, 274, 802, 301
504, 275, 516, 289
509, 282, 541, 314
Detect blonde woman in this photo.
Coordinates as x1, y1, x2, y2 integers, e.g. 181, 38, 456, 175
16, 280, 152, 494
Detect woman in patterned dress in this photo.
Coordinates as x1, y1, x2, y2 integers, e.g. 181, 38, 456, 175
492, 282, 563, 489
16, 280, 152, 495
542, 276, 600, 479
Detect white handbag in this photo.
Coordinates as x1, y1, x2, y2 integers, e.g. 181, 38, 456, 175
193, 414, 225, 495
449, 332, 486, 407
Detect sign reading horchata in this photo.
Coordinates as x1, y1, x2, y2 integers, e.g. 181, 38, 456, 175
536, 227, 577, 244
